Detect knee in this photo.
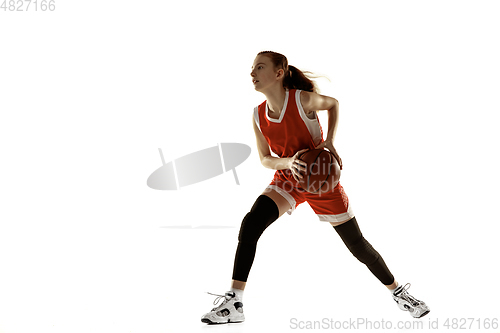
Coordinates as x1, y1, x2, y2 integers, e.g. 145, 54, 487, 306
238, 211, 259, 244
334, 217, 380, 266
346, 236, 380, 266
237, 195, 279, 244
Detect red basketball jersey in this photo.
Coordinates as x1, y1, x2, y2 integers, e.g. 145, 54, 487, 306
254, 89, 325, 182
254, 90, 352, 223
254, 89, 324, 158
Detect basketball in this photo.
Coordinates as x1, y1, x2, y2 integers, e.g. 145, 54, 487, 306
297, 149, 341, 194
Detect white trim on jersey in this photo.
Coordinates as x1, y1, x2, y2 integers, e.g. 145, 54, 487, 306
265, 90, 289, 123
295, 90, 323, 146
316, 203, 355, 223
253, 106, 262, 133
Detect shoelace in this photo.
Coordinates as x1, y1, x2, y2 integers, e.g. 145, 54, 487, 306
398, 283, 421, 306
206, 292, 229, 311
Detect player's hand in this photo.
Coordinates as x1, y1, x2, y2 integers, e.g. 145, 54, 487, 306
315, 141, 343, 170
288, 148, 309, 181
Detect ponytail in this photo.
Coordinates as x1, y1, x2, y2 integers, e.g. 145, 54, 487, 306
258, 51, 319, 93
283, 65, 319, 93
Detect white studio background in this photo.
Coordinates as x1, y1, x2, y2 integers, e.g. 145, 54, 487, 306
1, 1, 499, 333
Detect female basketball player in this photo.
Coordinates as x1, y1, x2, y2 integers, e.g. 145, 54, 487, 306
201, 51, 430, 324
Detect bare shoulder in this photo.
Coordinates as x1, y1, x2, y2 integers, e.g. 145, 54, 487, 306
298, 90, 313, 110
299, 90, 338, 113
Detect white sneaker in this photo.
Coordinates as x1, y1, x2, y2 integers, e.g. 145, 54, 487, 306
392, 283, 430, 318
201, 291, 245, 324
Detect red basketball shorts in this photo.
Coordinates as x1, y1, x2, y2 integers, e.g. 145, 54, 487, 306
264, 170, 354, 223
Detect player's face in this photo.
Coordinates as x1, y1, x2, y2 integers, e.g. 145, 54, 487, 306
250, 55, 282, 92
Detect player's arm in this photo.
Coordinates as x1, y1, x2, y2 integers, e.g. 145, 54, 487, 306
300, 91, 343, 169
300, 91, 339, 142
300, 91, 338, 113
252, 115, 307, 177
253, 115, 286, 170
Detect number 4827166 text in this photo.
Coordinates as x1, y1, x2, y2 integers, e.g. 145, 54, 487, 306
1, 0, 56, 11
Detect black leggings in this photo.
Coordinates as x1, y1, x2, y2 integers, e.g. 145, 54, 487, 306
232, 195, 279, 282
231, 195, 394, 285
334, 217, 394, 285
